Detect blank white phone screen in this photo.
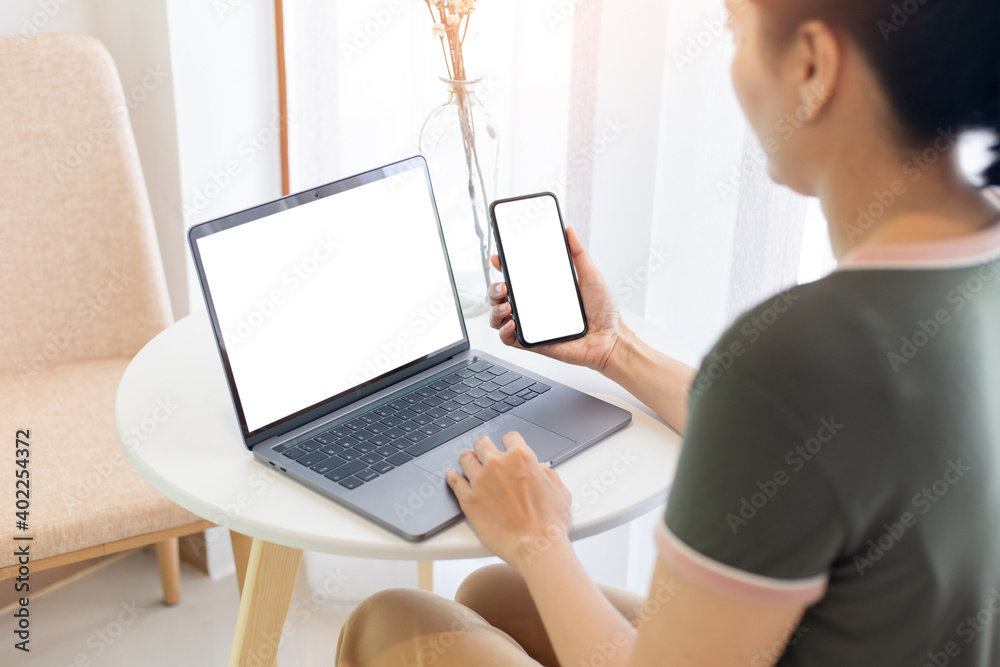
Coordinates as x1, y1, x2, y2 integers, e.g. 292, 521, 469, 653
493, 195, 585, 346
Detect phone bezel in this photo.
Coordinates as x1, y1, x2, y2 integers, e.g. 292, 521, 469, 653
489, 192, 589, 348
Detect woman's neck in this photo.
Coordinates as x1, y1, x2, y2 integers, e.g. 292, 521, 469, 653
817, 151, 1000, 260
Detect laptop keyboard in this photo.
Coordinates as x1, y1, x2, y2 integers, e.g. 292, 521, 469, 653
272, 359, 550, 490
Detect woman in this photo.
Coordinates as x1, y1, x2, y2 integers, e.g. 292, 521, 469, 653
337, 0, 1000, 663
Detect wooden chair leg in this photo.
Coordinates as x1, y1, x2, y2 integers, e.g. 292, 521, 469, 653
231, 530, 254, 596
155, 537, 181, 605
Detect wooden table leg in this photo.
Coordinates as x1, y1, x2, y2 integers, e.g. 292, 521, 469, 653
230, 530, 254, 596
228, 538, 303, 667
417, 560, 434, 592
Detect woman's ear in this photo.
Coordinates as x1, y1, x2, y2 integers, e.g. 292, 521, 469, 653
792, 20, 840, 124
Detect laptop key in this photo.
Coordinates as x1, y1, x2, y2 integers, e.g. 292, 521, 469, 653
474, 408, 499, 422
460, 404, 483, 415
402, 393, 422, 404
418, 424, 442, 436
412, 414, 434, 426
365, 422, 387, 434
313, 433, 336, 445
381, 427, 406, 439
299, 439, 323, 452
360, 452, 383, 465
281, 447, 308, 460
456, 369, 476, 379
408, 402, 429, 413
345, 418, 368, 431
491, 371, 520, 386
329, 425, 353, 438
462, 377, 483, 388
338, 449, 361, 461
373, 405, 395, 418
473, 397, 495, 408
422, 396, 444, 407
338, 476, 364, 490
500, 377, 534, 395
487, 391, 507, 402
452, 394, 475, 405
324, 460, 366, 481
468, 360, 494, 373
359, 411, 379, 424
504, 395, 526, 407
320, 443, 345, 456
372, 460, 395, 474
299, 450, 328, 467
443, 411, 466, 422
438, 400, 460, 411
353, 441, 376, 453
404, 417, 478, 457
432, 418, 453, 429
273, 442, 293, 453
479, 381, 500, 393
424, 407, 448, 419
386, 451, 414, 466
388, 400, 409, 411
352, 429, 372, 441
475, 372, 495, 382
311, 458, 342, 475
337, 436, 360, 448
466, 388, 488, 399
389, 438, 411, 450
485, 366, 506, 376
380, 415, 403, 427
530, 383, 551, 394
429, 381, 450, 391
437, 389, 458, 401
416, 386, 436, 398
374, 445, 396, 457
521, 391, 539, 401
442, 374, 464, 385
397, 421, 418, 433
494, 402, 513, 413
367, 434, 392, 447
356, 468, 380, 482
405, 431, 429, 442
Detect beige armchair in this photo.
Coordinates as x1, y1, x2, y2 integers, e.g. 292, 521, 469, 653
0, 33, 211, 604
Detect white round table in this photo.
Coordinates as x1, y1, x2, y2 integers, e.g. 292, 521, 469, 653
116, 308, 688, 666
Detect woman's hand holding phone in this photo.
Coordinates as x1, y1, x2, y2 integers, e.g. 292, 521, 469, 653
488, 226, 630, 374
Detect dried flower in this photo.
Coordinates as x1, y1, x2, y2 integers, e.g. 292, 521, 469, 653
432, 22, 446, 38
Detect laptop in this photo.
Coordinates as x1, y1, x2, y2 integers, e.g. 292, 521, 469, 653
188, 156, 632, 541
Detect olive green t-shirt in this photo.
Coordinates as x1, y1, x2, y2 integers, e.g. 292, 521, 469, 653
657, 222, 1000, 665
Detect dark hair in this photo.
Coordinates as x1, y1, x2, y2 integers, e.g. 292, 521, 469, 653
755, 0, 1000, 187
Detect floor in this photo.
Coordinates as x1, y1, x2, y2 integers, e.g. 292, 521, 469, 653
1, 548, 352, 667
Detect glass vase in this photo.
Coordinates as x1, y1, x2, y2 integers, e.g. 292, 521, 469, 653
419, 76, 499, 317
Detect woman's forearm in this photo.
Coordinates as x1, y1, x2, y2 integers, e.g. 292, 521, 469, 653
517, 537, 637, 667
603, 325, 698, 435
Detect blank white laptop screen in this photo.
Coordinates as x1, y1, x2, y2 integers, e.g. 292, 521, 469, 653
195, 168, 464, 433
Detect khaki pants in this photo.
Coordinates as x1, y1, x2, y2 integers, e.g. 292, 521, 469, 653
336, 564, 647, 667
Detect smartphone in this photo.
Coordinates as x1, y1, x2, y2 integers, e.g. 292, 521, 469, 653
489, 192, 588, 348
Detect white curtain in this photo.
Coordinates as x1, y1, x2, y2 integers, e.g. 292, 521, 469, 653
281, 0, 828, 597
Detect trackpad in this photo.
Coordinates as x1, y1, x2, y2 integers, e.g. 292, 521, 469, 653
413, 415, 575, 479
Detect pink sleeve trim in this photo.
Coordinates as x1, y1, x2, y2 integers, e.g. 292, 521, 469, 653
655, 520, 828, 607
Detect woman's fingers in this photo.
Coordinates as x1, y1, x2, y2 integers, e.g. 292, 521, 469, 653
488, 281, 507, 307
490, 301, 511, 329
490, 253, 501, 272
